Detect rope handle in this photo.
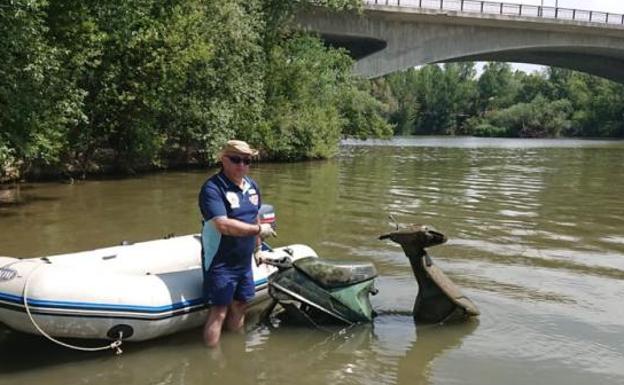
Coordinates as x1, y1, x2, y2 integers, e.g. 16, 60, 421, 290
22, 262, 125, 354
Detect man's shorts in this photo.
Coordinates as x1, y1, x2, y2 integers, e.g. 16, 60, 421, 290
203, 267, 255, 306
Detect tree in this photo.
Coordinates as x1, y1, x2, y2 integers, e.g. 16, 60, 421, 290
261, 34, 353, 159
0, 0, 84, 179
476, 62, 518, 113
385, 69, 420, 135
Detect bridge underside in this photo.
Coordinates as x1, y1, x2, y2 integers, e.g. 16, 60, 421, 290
299, 7, 624, 83
448, 47, 624, 82
320, 33, 387, 60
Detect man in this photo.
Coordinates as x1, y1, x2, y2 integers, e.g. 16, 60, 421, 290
198, 140, 275, 347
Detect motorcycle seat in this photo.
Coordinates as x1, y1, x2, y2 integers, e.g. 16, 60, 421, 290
293, 257, 377, 289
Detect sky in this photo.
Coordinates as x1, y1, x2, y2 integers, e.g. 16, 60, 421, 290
517, 0, 624, 14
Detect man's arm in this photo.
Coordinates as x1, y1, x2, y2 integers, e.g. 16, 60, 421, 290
212, 217, 260, 237
200, 182, 260, 237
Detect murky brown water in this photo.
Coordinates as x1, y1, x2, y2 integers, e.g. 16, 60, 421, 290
1, 137, 624, 385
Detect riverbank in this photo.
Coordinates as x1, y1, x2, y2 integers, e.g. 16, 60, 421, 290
3, 135, 623, 187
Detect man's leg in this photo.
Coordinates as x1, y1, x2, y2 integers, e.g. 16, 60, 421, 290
204, 305, 228, 347
225, 300, 247, 332
227, 269, 254, 332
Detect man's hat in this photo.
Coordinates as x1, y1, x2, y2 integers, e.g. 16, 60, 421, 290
219, 140, 259, 158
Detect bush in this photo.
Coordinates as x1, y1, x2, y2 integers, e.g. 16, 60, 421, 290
261, 34, 353, 160
471, 123, 510, 137
472, 96, 572, 138
0, 0, 392, 181
0, 140, 18, 182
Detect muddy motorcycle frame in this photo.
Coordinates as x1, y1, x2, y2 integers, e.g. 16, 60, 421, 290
262, 223, 479, 326
379, 223, 479, 323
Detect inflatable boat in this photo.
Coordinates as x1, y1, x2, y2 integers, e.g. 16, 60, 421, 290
0, 235, 316, 345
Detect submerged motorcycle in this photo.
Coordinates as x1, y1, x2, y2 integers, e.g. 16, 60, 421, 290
261, 220, 479, 326
264, 254, 378, 326
379, 223, 480, 323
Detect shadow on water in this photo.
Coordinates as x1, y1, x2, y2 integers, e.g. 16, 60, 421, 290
0, 325, 119, 373
0, 185, 22, 207
0, 314, 478, 385
0, 324, 264, 384
396, 319, 479, 384
243, 314, 480, 385
0, 210, 17, 218
0, 184, 60, 209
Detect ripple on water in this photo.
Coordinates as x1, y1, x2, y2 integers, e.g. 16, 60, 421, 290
448, 238, 624, 277
601, 235, 624, 246
498, 209, 539, 218
458, 292, 624, 383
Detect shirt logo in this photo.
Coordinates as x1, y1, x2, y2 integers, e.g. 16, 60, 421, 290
226, 191, 240, 208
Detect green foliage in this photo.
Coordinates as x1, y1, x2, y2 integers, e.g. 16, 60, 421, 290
514, 72, 552, 103
476, 62, 519, 112
475, 96, 572, 138
261, 34, 349, 159
13, 0, 624, 182
0, 138, 17, 182
383, 70, 420, 135
0, 0, 85, 177
47, 1, 267, 172
467, 122, 508, 137
1, 0, 387, 181
338, 79, 394, 140
380, 63, 624, 139
384, 63, 478, 135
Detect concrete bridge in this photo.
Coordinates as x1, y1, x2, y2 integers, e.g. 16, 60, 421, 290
296, 0, 624, 82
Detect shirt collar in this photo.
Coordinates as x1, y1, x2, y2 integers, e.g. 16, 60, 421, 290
217, 171, 251, 193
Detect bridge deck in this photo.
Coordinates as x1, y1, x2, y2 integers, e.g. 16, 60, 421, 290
366, 0, 624, 28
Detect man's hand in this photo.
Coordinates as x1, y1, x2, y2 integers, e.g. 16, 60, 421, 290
258, 223, 277, 240
253, 246, 268, 266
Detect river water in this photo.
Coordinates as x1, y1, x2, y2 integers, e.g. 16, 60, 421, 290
1, 137, 623, 385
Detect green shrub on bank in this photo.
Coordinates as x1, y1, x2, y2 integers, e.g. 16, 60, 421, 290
0, 140, 17, 182
0, 0, 85, 178
471, 96, 572, 138
260, 35, 345, 159
468, 122, 509, 137
338, 79, 394, 140
1, 0, 387, 181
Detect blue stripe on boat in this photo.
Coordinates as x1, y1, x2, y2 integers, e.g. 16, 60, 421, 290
0, 277, 268, 314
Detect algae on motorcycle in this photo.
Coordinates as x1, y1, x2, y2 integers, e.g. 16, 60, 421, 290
266, 256, 378, 326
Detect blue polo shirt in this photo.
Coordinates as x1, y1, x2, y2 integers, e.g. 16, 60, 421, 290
198, 171, 261, 272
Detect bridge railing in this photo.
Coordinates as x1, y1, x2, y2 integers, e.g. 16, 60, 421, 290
366, 0, 624, 26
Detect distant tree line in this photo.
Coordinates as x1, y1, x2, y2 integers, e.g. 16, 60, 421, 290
0, 0, 392, 182
373, 62, 624, 138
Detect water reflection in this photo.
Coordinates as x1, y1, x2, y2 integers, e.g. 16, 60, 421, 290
0, 185, 21, 206
0, 316, 478, 385
244, 317, 478, 385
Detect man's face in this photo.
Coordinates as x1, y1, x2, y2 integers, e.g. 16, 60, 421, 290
221, 152, 252, 181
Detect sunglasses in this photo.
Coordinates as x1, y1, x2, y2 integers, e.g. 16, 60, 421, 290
226, 155, 252, 165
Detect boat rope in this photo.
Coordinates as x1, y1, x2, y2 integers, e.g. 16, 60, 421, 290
22, 262, 125, 355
